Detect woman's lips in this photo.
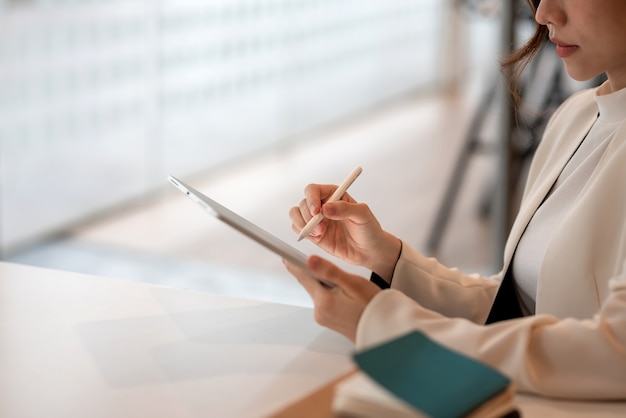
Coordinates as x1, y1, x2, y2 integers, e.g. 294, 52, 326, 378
551, 38, 579, 58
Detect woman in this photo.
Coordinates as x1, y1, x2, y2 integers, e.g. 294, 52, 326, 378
284, 0, 626, 400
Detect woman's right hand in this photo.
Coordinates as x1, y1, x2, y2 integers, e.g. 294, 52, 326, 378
289, 183, 401, 281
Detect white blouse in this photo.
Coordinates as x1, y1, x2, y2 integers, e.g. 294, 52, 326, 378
512, 86, 626, 314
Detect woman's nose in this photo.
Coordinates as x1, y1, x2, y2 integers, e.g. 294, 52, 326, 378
535, 0, 566, 27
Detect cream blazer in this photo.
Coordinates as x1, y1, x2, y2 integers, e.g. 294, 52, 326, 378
356, 87, 626, 400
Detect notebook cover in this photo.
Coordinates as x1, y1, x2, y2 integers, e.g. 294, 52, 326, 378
354, 330, 511, 418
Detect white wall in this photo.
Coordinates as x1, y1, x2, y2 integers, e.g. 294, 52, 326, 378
0, 0, 448, 252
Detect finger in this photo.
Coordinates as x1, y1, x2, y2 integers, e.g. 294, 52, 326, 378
283, 259, 326, 297
303, 184, 323, 216
304, 184, 339, 216
298, 198, 313, 222
307, 255, 365, 295
289, 206, 304, 235
322, 201, 374, 225
288, 200, 310, 227
290, 199, 325, 240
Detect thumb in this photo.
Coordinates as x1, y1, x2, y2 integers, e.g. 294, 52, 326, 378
307, 255, 365, 294
322, 201, 373, 224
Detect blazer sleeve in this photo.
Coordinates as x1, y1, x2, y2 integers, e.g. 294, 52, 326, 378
387, 241, 501, 324
356, 266, 626, 400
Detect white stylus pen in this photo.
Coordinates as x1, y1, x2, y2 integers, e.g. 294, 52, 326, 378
297, 166, 363, 242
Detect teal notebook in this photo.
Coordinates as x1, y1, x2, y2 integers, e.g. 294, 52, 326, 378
353, 330, 513, 418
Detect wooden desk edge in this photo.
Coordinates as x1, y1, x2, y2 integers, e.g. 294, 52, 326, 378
269, 370, 358, 418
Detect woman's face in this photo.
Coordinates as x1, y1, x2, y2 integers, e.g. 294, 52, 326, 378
535, 0, 626, 92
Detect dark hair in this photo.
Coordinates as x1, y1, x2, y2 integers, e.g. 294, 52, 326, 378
501, 0, 549, 103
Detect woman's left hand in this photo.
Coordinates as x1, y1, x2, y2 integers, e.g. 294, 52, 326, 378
283, 255, 381, 342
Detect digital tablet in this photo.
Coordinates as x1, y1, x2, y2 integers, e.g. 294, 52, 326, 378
168, 175, 335, 288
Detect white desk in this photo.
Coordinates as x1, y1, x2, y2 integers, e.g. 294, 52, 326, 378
0, 262, 354, 418
1, 262, 625, 417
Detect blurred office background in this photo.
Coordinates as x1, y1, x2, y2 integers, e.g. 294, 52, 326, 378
0, 0, 584, 306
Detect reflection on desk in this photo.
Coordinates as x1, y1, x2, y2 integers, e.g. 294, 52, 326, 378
0, 262, 353, 418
